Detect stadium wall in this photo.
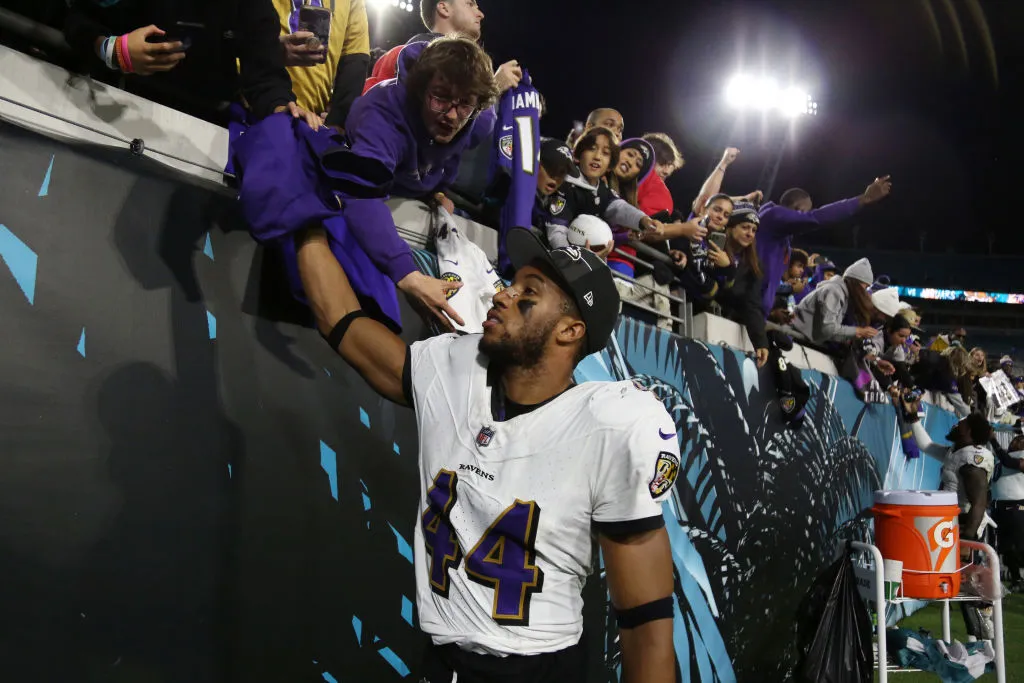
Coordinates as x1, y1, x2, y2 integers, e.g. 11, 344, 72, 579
0, 55, 959, 683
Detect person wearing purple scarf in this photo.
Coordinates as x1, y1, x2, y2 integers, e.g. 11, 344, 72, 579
756, 176, 892, 314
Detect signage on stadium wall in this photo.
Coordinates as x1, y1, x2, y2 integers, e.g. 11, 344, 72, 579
897, 285, 1024, 305
0, 122, 959, 682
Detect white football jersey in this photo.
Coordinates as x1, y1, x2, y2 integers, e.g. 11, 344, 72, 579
408, 333, 680, 656
940, 445, 995, 513
434, 212, 505, 334
992, 451, 1024, 501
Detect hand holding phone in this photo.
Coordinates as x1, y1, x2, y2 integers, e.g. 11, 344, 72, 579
298, 5, 332, 51
127, 25, 187, 74
708, 230, 728, 252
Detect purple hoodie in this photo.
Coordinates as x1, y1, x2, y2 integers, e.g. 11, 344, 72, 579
334, 41, 497, 282
756, 197, 861, 314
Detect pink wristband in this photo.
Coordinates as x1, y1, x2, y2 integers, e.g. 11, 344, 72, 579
119, 34, 133, 73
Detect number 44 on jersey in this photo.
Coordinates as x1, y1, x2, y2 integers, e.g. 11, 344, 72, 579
421, 469, 545, 626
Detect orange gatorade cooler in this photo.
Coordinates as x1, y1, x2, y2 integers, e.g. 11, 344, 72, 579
871, 490, 961, 599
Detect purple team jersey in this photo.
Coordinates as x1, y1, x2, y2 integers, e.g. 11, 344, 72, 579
492, 70, 541, 273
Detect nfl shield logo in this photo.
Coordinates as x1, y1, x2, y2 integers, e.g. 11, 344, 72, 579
476, 426, 495, 447
499, 135, 514, 160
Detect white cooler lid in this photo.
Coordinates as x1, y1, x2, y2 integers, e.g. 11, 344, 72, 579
874, 490, 958, 506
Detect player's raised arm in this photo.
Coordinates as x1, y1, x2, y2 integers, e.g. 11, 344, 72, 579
600, 528, 675, 683
296, 227, 442, 405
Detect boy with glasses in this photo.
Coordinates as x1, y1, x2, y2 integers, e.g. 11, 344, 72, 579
323, 35, 499, 327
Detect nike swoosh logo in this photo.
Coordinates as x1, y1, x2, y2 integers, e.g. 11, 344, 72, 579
485, 268, 495, 274
659, 428, 675, 440
443, 259, 459, 266
502, 125, 513, 131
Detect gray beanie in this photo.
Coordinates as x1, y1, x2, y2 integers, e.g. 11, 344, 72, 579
843, 257, 874, 285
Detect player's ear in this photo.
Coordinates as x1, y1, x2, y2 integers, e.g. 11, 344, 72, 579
556, 317, 586, 348
436, 0, 451, 19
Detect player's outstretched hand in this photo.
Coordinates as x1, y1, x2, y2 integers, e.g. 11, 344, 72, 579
398, 271, 465, 330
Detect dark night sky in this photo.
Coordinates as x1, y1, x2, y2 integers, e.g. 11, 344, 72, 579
372, 0, 1023, 256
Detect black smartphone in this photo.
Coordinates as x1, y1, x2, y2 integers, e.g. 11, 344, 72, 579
298, 5, 332, 49
708, 230, 727, 252
146, 21, 205, 51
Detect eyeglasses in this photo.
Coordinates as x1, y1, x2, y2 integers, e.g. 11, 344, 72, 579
427, 93, 477, 120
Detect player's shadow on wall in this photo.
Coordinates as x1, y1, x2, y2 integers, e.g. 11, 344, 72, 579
108, 161, 316, 378
88, 169, 247, 681
70, 361, 238, 682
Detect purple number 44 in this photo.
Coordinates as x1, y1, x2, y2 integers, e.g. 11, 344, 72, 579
420, 470, 545, 625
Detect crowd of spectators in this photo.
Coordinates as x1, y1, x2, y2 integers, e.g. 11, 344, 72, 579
9, 0, 1022, 413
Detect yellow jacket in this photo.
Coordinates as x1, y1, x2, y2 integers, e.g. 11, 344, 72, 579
273, 0, 370, 115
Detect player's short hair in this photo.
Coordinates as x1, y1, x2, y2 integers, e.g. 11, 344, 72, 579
780, 187, 811, 208
641, 132, 683, 170
573, 126, 620, 169
789, 248, 809, 268
420, 0, 442, 30
963, 413, 992, 445
405, 36, 499, 114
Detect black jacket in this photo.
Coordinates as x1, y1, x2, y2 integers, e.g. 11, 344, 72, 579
715, 259, 769, 351
64, 0, 293, 122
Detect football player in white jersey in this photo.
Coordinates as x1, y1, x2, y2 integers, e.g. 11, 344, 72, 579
904, 402, 998, 640
293, 225, 678, 682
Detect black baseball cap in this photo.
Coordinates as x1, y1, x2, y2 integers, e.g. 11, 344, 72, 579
539, 137, 580, 179
506, 227, 620, 356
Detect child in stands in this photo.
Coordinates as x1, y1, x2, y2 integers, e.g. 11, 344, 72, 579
543, 127, 664, 262
532, 138, 577, 228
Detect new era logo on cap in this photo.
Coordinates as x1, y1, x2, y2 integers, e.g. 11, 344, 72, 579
584, 291, 594, 307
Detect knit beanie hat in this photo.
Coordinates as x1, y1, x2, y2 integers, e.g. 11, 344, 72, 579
871, 287, 902, 318
843, 257, 874, 285
618, 138, 656, 184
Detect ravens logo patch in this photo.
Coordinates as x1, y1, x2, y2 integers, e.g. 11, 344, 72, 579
549, 196, 566, 215
649, 451, 679, 498
440, 272, 462, 300
499, 135, 513, 161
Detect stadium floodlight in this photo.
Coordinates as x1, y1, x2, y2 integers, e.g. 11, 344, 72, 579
724, 74, 818, 117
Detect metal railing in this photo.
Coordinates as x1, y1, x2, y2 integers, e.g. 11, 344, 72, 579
613, 243, 692, 337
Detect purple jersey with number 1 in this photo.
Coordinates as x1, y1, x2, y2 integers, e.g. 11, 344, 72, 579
494, 70, 541, 273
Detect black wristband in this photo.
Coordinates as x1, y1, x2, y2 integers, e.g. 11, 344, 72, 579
323, 310, 370, 350
614, 596, 673, 630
